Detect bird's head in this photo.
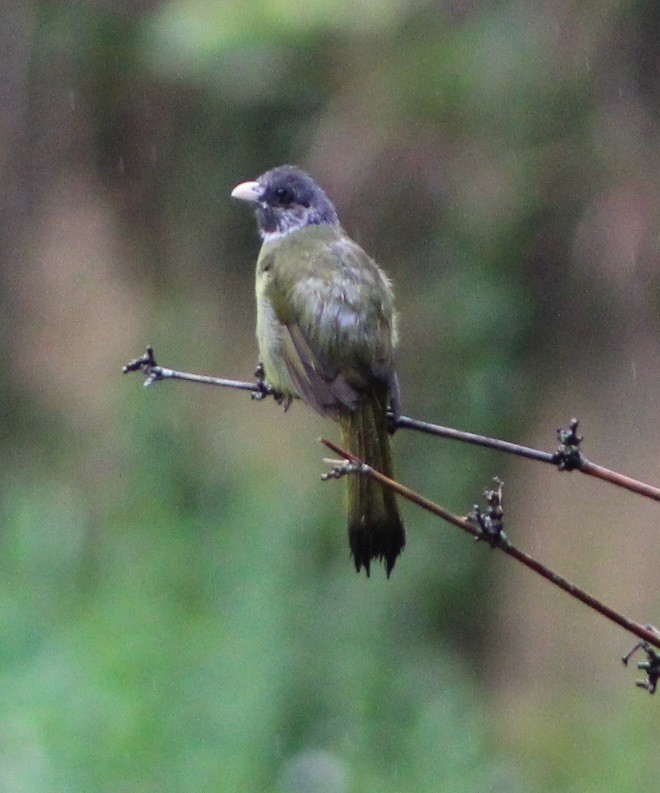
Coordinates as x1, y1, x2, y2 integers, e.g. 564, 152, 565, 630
231, 165, 339, 240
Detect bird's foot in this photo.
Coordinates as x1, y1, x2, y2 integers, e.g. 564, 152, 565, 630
251, 362, 290, 409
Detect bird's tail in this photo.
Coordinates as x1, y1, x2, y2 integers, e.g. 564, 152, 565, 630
339, 391, 405, 576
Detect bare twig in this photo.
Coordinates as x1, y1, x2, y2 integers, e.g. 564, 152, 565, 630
122, 345, 276, 397
122, 347, 660, 501
392, 415, 660, 502
123, 347, 659, 688
392, 414, 556, 463
320, 437, 660, 653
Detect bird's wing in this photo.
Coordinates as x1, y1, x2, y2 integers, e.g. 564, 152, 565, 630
267, 233, 398, 417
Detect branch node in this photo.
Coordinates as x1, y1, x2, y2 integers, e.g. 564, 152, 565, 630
322, 459, 367, 482
468, 477, 509, 549
554, 418, 586, 471
622, 636, 660, 694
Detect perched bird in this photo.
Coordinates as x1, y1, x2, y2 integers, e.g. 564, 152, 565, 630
231, 165, 405, 576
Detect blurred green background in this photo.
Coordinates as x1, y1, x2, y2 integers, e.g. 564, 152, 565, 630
1, 1, 658, 791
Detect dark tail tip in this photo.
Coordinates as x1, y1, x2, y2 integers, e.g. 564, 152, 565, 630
354, 557, 371, 577
350, 518, 405, 578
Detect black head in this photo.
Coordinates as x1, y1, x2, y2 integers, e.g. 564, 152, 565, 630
231, 165, 339, 239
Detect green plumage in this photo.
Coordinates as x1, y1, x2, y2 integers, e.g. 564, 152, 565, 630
256, 226, 405, 575
232, 165, 405, 575
256, 226, 396, 402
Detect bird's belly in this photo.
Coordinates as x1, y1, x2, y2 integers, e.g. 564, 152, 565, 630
256, 295, 298, 397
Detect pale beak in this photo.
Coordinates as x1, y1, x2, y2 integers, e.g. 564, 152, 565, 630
230, 180, 263, 203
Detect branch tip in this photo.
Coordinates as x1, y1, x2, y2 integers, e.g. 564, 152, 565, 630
122, 346, 165, 387
122, 345, 157, 374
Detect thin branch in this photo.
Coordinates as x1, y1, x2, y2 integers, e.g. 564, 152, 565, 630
122, 346, 274, 394
122, 347, 660, 501
392, 414, 555, 463
321, 437, 660, 652
393, 415, 660, 502
580, 460, 659, 500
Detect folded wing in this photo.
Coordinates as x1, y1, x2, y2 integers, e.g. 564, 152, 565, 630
268, 235, 398, 418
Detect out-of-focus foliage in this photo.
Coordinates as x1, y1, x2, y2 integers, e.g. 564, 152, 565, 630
0, 0, 657, 791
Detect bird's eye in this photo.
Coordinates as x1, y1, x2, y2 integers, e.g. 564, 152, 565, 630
274, 186, 293, 204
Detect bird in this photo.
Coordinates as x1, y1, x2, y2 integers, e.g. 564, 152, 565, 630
231, 165, 405, 576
